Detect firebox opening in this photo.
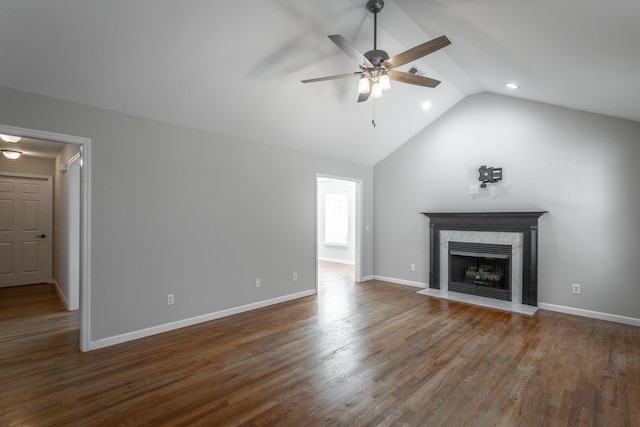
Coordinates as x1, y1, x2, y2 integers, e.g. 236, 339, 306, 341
448, 242, 511, 301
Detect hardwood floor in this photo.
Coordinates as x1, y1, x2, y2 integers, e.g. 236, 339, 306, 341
1, 263, 639, 426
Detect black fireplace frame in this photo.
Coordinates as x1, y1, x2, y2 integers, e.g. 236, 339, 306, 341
421, 211, 547, 306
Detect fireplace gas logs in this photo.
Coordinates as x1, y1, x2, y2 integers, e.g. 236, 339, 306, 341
465, 266, 504, 285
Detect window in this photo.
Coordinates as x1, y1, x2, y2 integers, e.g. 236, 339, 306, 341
324, 192, 349, 246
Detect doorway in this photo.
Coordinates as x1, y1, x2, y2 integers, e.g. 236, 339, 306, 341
316, 175, 362, 294
0, 124, 91, 351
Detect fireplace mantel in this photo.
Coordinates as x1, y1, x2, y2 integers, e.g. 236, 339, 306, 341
421, 211, 547, 306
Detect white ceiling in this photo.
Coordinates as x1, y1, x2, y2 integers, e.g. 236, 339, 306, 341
0, 0, 638, 165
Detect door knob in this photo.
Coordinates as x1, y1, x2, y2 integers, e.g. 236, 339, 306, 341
36, 234, 46, 239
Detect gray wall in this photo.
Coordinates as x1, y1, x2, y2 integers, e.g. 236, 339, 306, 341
0, 154, 54, 175
0, 85, 374, 344
374, 92, 640, 319
317, 179, 356, 264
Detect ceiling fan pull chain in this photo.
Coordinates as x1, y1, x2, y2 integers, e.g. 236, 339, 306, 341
372, 100, 376, 127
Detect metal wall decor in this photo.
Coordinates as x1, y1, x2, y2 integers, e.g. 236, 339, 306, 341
478, 165, 503, 188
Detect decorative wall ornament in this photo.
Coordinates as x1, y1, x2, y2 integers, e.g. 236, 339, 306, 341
478, 165, 503, 188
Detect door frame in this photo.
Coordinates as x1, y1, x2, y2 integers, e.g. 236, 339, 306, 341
67, 152, 81, 311
315, 174, 363, 286
0, 124, 92, 352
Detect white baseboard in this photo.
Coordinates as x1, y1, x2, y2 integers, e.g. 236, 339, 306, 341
51, 279, 71, 311
89, 289, 317, 351
360, 275, 374, 282
372, 275, 427, 289
538, 302, 640, 327
318, 257, 355, 266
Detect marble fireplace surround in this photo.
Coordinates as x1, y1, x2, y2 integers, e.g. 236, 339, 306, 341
440, 230, 523, 303
421, 212, 547, 307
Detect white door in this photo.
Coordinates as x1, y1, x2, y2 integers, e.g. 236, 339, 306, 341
0, 174, 53, 287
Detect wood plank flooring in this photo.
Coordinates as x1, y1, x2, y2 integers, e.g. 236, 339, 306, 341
1, 262, 639, 426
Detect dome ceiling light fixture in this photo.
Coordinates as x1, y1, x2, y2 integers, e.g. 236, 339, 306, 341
1, 149, 22, 160
301, 0, 451, 103
0, 134, 22, 143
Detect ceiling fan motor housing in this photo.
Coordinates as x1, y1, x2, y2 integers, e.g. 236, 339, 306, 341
364, 49, 390, 67
366, 0, 384, 14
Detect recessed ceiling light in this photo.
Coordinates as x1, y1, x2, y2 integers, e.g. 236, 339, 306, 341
506, 82, 519, 89
421, 101, 432, 110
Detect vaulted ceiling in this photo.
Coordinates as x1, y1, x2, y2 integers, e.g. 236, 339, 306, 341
1, 1, 638, 165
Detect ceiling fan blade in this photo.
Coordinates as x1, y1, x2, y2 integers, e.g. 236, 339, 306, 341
328, 34, 374, 68
301, 72, 362, 83
384, 35, 451, 69
358, 79, 372, 102
388, 70, 441, 88
358, 91, 371, 103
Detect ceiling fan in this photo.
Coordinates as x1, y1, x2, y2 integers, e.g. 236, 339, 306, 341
301, 0, 451, 102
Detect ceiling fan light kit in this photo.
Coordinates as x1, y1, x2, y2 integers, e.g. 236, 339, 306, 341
301, 0, 450, 103
379, 70, 391, 90
358, 74, 370, 93
371, 81, 383, 98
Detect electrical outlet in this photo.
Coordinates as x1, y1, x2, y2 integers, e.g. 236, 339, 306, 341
256, 279, 261, 288
572, 284, 581, 295
410, 264, 416, 272
293, 272, 298, 281
167, 294, 174, 305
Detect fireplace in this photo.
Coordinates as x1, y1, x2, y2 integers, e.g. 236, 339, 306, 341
448, 241, 511, 301
421, 212, 546, 306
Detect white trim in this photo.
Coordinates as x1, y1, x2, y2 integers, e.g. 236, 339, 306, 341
538, 302, 640, 327
89, 289, 317, 350
323, 242, 349, 248
80, 141, 92, 352
68, 152, 81, 165
51, 279, 71, 311
355, 180, 363, 283
318, 257, 355, 266
0, 124, 89, 146
0, 124, 92, 352
0, 171, 52, 180
345, 273, 640, 326
372, 275, 427, 289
